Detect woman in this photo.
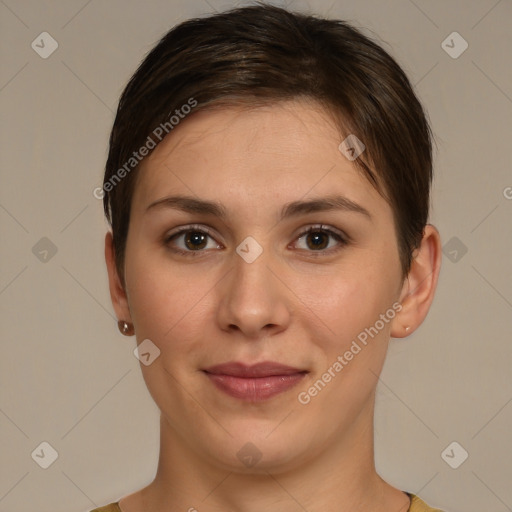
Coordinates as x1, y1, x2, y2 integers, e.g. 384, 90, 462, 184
93, 4, 444, 511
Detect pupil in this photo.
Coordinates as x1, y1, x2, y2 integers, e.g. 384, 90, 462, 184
308, 232, 327, 250
186, 232, 207, 250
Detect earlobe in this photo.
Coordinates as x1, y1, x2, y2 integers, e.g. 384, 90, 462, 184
391, 224, 442, 338
104, 232, 133, 325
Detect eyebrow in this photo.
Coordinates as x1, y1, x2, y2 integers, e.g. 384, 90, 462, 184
146, 194, 371, 220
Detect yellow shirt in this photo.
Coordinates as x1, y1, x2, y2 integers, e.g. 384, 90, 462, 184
89, 493, 444, 511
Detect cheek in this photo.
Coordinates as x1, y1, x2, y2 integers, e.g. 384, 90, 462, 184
124, 249, 217, 349
290, 260, 394, 346
293, 268, 398, 411
124, 230, 401, 356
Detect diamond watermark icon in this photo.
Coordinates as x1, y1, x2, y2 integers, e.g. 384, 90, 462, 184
236, 236, 263, 264
31, 441, 58, 469
442, 236, 468, 263
31, 32, 59, 59
441, 441, 468, 469
338, 134, 365, 161
134, 339, 161, 366
32, 237, 58, 263
236, 442, 262, 468
441, 32, 468, 59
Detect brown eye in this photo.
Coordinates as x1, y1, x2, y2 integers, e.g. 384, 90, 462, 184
305, 231, 329, 250
184, 231, 208, 250
294, 225, 348, 253
165, 225, 222, 256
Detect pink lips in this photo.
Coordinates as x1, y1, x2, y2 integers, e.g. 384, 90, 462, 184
203, 362, 308, 401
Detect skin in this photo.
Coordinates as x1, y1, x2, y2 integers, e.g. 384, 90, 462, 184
105, 99, 442, 512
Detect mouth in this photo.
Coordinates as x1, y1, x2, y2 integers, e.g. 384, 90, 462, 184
202, 361, 308, 402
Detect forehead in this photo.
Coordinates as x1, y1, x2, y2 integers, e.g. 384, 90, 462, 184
148, 100, 340, 162
132, 100, 384, 216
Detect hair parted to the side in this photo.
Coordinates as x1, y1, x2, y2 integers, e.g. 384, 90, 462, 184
104, 2, 433, 283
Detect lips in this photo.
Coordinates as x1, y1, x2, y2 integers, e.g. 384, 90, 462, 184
204, 361, 306, 377
203, 361, 308, 401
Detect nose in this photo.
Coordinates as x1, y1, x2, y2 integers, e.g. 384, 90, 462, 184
215, 243, 292, 340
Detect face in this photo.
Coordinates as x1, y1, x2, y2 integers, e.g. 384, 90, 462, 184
113, 100, 408, 473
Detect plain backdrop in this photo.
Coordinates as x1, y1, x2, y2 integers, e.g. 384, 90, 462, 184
1, 1, 511, 511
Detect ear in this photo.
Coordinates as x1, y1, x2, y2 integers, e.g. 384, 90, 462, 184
105, 231, 133, 324
391, 224, 442, 338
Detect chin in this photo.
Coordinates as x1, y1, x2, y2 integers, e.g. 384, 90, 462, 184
202, 426, 312, 475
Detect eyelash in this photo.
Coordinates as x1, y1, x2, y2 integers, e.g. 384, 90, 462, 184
164, 224, 349, 258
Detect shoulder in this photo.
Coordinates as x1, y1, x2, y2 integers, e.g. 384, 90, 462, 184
88, 504, 121, 512
408, 493, 445, 512
87, 495, 446, 512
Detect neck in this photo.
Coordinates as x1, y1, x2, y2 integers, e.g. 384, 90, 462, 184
128, 396, 410, 512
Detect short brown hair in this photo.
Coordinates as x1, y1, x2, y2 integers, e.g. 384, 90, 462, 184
104, 3, 433, 281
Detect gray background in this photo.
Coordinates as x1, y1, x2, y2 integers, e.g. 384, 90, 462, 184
1, 1, 511, 511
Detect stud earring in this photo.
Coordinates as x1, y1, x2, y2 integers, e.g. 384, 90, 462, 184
405, 325, 410, 333
118, 320, 134, 336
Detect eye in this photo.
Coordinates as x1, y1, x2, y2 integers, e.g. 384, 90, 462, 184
164, 223, 348, 258
293, 225, 348, 253
164, 225, 222, 255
